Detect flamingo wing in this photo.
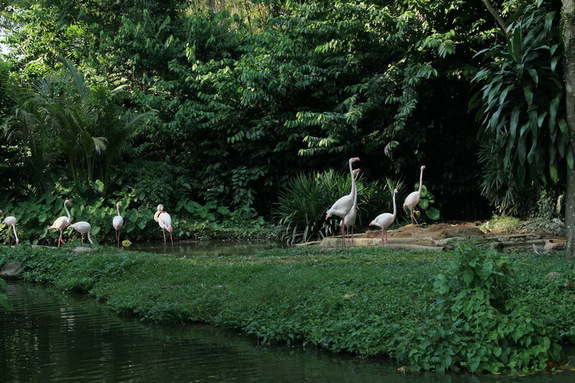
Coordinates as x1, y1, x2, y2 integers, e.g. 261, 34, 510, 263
51, 216, 70, 230
370, 213, 394, 229
113, 215, 124, 230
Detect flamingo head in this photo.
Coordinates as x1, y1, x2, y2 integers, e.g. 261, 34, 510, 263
116, 202, 121, 207
157, 204, 164, 212
421, 165, 426, 171
353, 168, 361, 174
349, 157, 360, 164
394, 189, 398, 194
65, 200, 72, 207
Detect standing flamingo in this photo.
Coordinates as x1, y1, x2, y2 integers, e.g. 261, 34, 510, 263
113, 202, 124, 247
403, 165, 426, 225
0, 210, 19, 245
154, 204, 173, 244
49, 199, 72, 247
340, 168, 361, 243
69, 221, 93, 244
370, 189, 399, 243
325, 157, 360, 246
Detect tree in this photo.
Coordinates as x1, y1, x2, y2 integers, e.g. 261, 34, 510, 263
472, 0, 567, 214
562, 0, 575, 258
4, 58, 152, 195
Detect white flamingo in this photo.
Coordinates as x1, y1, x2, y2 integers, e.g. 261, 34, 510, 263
340, 168, 361, 243
154, 204, 173, 244
325, 157, 360, 246
403, 165, 426, 225
0, 210, 19, 245
69, 221, 93, 244
113, 202, 124, 247
49, 199, 72, 247
370, 189, 398, 244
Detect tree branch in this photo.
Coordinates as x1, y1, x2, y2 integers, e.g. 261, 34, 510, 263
481, 0, 508, 35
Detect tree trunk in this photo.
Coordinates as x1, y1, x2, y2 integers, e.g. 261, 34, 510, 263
562, 0, 575, 259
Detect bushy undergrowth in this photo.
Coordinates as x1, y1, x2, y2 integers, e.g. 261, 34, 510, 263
395, 245, 561, 373
1, 244, 574, 374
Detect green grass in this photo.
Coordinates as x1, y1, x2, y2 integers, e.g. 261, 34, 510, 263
1, 244, 575, 371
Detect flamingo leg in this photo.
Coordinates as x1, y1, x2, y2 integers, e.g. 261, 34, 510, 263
341, 217, 346, 248
170, 232, 174, 245
162, 228, 167, 244
117, 230, 121, 247
58, 230, 65, 248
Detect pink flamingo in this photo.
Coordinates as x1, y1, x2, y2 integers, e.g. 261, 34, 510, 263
49, 199, 72, 247
403, 165, 426, 225
370, 189, 398, 243
340, 168, 361, 243
113, 202, 124, 247
154, 204, 173, 244
69, 221, 93, 244
325, 157, 360, 246
0, 210, 19, 245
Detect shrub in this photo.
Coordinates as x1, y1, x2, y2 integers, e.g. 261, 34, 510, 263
394, 244, 561, 373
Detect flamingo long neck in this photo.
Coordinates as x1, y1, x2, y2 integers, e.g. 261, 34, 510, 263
349, 163, 356, 198
64, 201, 71, 220
391, 192, 397, 218
11, 223, 19, 244
417, 167, 424, 195
116, 203, 121, 216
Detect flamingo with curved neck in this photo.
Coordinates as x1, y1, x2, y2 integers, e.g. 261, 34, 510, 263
0, 210, 19, 245
49, 199, 72, 247
403, 165, 426, 225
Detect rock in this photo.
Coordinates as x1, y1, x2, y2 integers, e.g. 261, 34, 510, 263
0, 262, 23, 278
544, 239, 566, 251
73, 246, 95, 253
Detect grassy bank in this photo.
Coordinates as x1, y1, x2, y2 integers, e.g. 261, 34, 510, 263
1, 244, 575, 373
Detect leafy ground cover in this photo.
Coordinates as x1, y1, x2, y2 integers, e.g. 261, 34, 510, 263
1, 243, 574, 374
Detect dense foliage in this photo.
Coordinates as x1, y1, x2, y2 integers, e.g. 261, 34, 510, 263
471, 0, 567, 214
2, 244, 575, 373
0, 0, 510, 231
396, 244, 560, 372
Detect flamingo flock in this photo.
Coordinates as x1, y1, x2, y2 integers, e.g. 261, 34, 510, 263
326, 157, 428, 246
2, 157, 428, 248
0, 200, 175, 247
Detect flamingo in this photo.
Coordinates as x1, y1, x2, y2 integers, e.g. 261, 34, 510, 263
325, 157, 360, 246
403, 165, 426, 225
113, 202, 124, 247
340, 168, 361, 243
69, 221, 93, 244
370, 189, 398, 243
0, 210, 19, 245
49, 199, 72, 247
154, 204, 173, 244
